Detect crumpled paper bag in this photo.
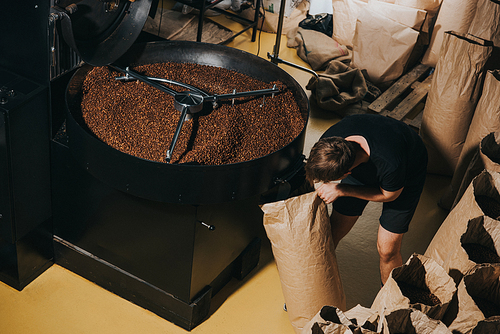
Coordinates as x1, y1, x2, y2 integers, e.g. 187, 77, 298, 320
261, 191, 346, 334
439, 70, 500, 209
371, 253, 456, 321
300, 305, 383, 334
468, 0, 500, 47
448, 264, 500, 333
443, 216, 500, 285
351, 7, 420, 85
425, 170, 500, 267
421, 0, 480, 67
420, 32, 493, 176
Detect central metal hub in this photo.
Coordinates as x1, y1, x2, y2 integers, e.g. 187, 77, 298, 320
174, 91, 204, 114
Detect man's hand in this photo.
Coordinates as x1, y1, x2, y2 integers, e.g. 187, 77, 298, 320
317, 182, 343, 204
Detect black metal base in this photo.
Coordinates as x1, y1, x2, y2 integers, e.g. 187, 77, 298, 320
54, 235, 260, 330
51, 135, 264, 330
0, 219, 53, 291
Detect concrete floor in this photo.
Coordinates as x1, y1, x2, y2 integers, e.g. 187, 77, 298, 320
0, 8, 451, 334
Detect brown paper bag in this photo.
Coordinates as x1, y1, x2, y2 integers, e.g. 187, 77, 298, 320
331, 0, 368, 48
300, 305, 381, 334
395, 0, 442, 33
261, 191, 346, 334
443, 216, 500, 285
421, 0, 480, 67
385, 308, 452, 333
468, 0, 500, 47
448, 264, 500, 333
371, 253, 456, 320
351, 8, 420, 85
420, 32, 493, 176
425, 170, 500, 267
453, 132, 500, 209
439, 71, 500, 209
368, 0, 427, 31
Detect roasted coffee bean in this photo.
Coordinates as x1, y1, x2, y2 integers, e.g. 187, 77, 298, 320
462, 243, 500, 264
396, 281, 441, 306
476, 195, 500, 220
473, 296, 500, 318
80, 62, 306, 165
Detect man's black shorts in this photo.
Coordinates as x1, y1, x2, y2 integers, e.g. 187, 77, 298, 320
332, 175, 426, 234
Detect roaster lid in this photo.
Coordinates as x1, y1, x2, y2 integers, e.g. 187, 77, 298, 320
55, 0, 156, 66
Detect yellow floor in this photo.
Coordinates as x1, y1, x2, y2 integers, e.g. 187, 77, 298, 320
0, 9, 450, 334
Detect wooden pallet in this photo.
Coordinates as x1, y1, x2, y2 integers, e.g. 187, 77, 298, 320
368, 64, 433, 129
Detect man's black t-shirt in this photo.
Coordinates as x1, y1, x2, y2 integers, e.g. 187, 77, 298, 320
321, 114, 427, 191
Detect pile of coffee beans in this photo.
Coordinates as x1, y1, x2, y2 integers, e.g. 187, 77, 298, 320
396, 281, 441, 306
80, 62, 306, 165
476, 195, 500, 220
462, 243, 500, 264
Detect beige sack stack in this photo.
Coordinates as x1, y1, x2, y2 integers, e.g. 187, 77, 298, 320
261, 191, 346, 334
419, 31, 493, 176
453, 132, 500, 209
371, 254, 456, 321
447, 264, 500, 333
425, 170, 500, 267
443, 216, 500, 284
440, 70, 500, 209
351, 1, 424, 85
421, 0, 479, 66
468, 0, 500, 47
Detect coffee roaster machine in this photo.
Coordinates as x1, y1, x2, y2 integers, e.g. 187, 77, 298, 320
0, 0, 309, 330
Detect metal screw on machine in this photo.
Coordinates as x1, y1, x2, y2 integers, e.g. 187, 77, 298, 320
198, 220, 216, 231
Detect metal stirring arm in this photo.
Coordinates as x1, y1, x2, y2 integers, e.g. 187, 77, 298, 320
166, 105, 189, 163
110, 64, 281, 163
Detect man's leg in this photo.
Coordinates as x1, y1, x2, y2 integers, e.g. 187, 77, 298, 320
377, 225, 404, 285
330, 209, 359, 248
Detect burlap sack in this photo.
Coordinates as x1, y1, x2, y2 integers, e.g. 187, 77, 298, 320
261, 191, 346, 334
452, 132, 500, 208
448, 264, 500, 333
331, 0, 368, 48
385, 308, 452, 334
286, 27, 351, 71
305, 60, 367, 112
300, 305, 381, 334
421, 0, 480, 67
371, 253, 456, 320
439, 70, 500, 209
443, 216, 500, 285
351, 8, 420, 85
425, 170, 500, 267
468, 0, 500, 47
419, 32, 493, 176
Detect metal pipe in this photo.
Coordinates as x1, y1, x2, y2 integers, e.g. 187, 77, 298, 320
166, 105, 188, 163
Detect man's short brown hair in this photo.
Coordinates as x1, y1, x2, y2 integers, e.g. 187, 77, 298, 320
305, 136, 356, 183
